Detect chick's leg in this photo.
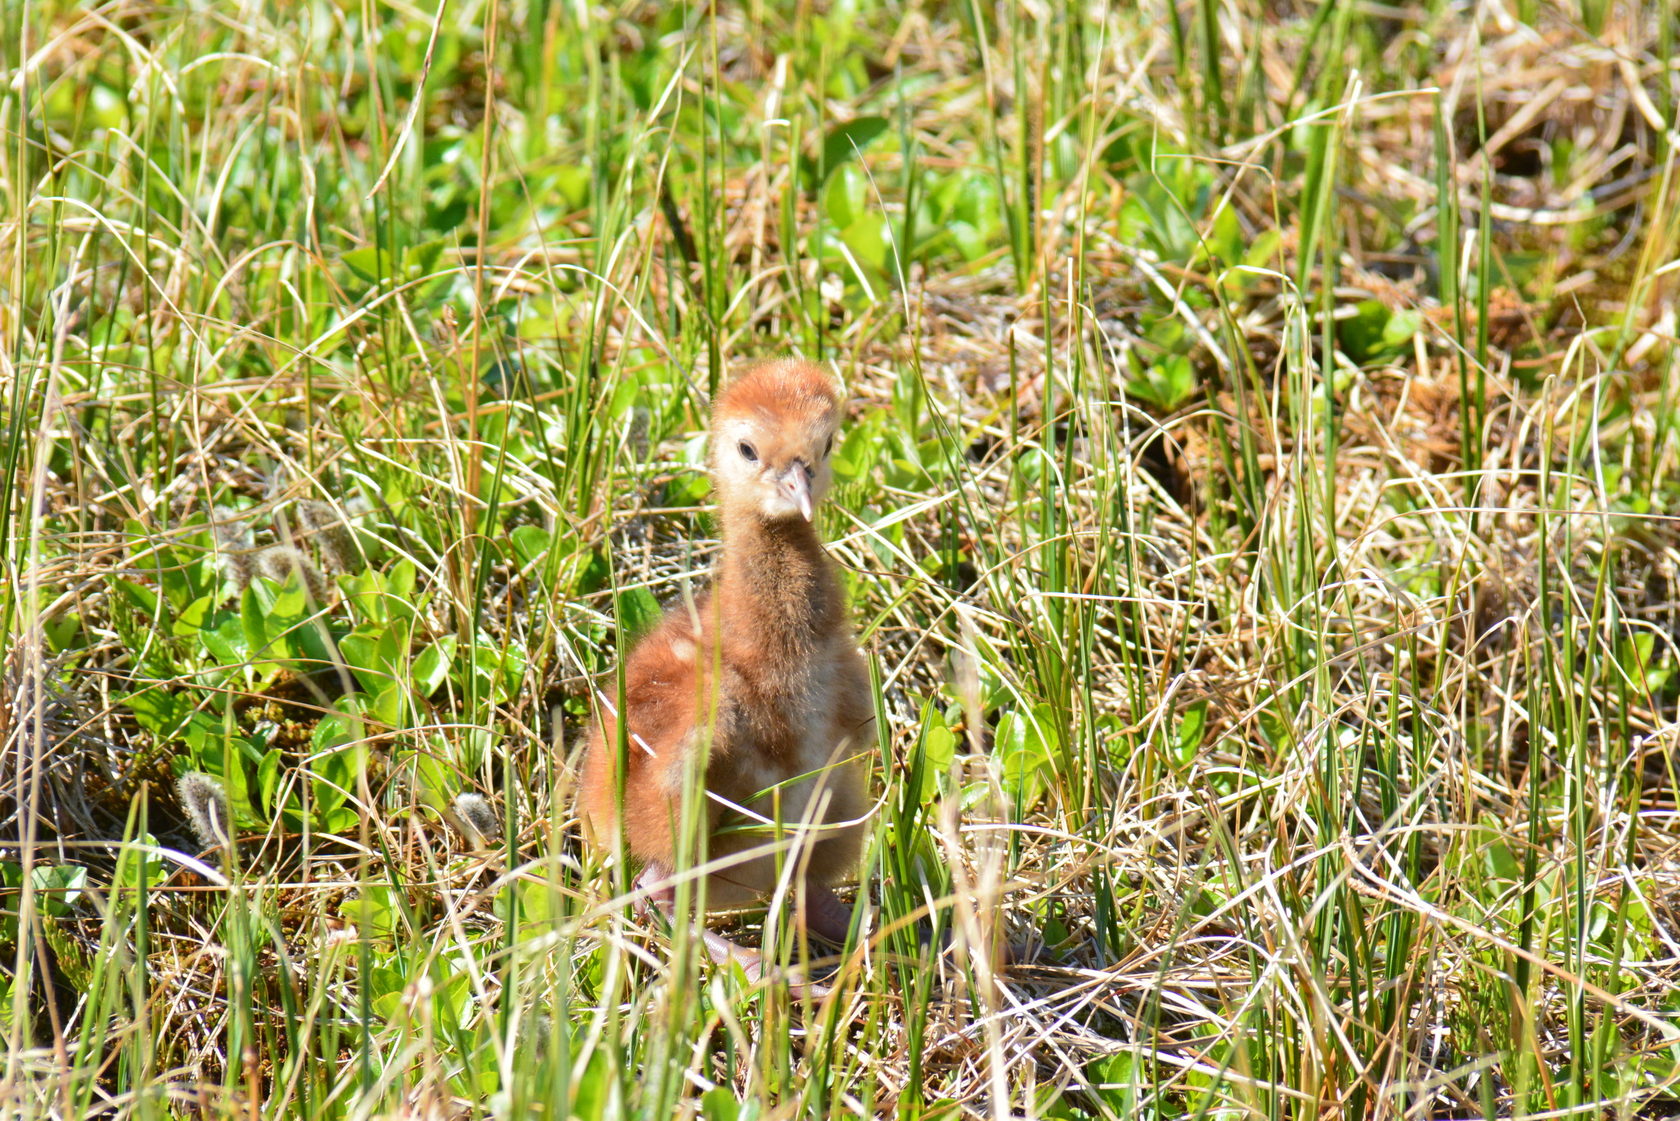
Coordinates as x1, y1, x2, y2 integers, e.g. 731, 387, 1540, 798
798, 884, 857, 946
636, 867, 758, 971
637, 867, 835, 996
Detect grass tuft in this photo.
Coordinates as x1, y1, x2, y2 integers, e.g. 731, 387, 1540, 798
3, 0, 1680, 1116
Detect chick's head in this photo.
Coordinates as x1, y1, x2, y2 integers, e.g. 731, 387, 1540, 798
712, 360, 843, 523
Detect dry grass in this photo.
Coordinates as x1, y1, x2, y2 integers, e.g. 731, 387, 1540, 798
3, 0, 1679, 1117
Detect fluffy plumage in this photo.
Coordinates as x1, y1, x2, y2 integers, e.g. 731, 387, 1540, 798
580, 359, 873, 979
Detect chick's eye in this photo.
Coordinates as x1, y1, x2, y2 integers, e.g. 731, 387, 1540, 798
822, 435, 834, 458
737, 441, 758, 463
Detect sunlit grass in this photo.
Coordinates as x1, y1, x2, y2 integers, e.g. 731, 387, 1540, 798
2, 0, 1679, 1117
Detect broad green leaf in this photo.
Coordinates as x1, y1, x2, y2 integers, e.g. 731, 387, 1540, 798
1174, 699, 1209, 766
340, 245, 388, 285
388, 559, 417, 601
802, 115, 890, 188
571, 1046, 611, 1120
910, 702, 956, 803
31, 864, 87, 918
201, 612, 250, 667
377, 619, 408, 675
994, 704, 1058, 810
114, 836, 162, 892
43, 612, 81, 652
613, 587, 663, 638
510, 525, 552, 567
407, 237, 446, 279
341, 884, 401, 942
339, 633, 386, 695
257, 747, 282, 815
413, 638, 455, 697
824, 162, 869, 229
552, 165, 590, 210
698, 1089, 742, 1121
125, 689, 188, 738
111, 577, 159, 618
840, 211, 894, 274
370, 682, 405, 727
172, 594, 215, 637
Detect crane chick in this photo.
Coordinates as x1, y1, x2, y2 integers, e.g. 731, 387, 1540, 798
579, 359, 873, 984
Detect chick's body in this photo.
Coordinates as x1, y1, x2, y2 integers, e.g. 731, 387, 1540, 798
580, 360, 872, 926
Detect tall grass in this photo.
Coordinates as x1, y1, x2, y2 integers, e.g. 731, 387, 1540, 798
2, 0, 1679, 1118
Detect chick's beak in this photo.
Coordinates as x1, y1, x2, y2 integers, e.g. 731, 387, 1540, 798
781, 461, 815, 521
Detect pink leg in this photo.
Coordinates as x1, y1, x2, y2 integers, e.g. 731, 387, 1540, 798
939, 922, 1039, 968
798, 884, 857, 946
636, 867, 836, 997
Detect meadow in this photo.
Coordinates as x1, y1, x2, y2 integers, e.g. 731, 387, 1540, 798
3, 0, 1679, 1117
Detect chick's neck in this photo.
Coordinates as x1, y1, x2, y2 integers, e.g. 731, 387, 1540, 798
715, 509, 840, 651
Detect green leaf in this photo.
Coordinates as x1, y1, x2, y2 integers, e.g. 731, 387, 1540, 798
467, 640, 529, 706
571, 1046, 612, 1120
802, 115, 890, 188
553, 165, 590, 210
662, 467, 711, 510
1384, 308, 1422, 349
823, 162, 869, 229
1202, 200, 1243, 266
31, 864, 87, 918
1479, 823, 1522, 883
1244, 228, 1283, 268
407, 237, 446, 279
946, 220, 989, 263
201, 612, 251, 667
0, 862, 21, 945
1338, 299, 1395, 364
510, 525, 552, 567
1174, 699, 1209, 766
312, 708, 367, 823
910, 702, 956, 803
840, 211, 894, 275
377, 617, 408, 671
1086, 1052, 1145, 1114
413, 638, 455, 697
257, 748, 282, 814
42, 612, 81, 653
388, 560, 417, 601
951, 171, 997, 226
994, 704, 1058, 810
249, 572, 340, 672
613, 587, 663, 638
338, 633, 384, 695
241, 583, 274, 663
312, 710, 363, 756
111, 577, 159, 618
340, 246, 388, 285
340, 884, 401, 942
172, 594, 216, 637
333, 621, 398, 699
698, 1089, 742, 1121
410, 740, 462, 803
831, 411, 885, 484
125, 689, 189, 738
370, 682, 405, 727
114, 836, 162, 893
575, 546, 611, 596
1127, 353, 1197, 412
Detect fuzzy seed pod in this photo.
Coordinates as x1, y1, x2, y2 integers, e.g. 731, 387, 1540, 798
177, 772, 231, 851
210, 505, 256, 589
452, 792, 503, 847
254, 545, 330, 603
296, 499, 359, 574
